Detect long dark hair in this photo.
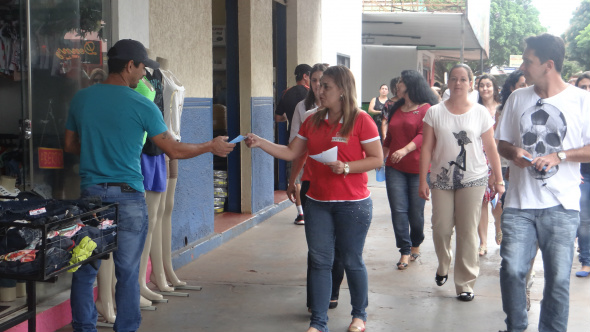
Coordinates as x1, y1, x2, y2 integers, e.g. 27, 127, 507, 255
304, 63, 328, 111
500, 70, 524, 110
477, 74, 500, 105
387, 70, 439, 122
576, 72, 590, 87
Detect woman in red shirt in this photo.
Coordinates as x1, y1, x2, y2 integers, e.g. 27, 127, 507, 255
382, 70, 440, 270
245, 66, 382, 332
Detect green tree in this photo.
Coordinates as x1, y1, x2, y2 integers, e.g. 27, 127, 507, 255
564, 0, 590, 68
561, 59, 585, 80
488, 0, 545, 67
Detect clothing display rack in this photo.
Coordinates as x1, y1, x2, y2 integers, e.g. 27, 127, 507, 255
0, 200, 118, 332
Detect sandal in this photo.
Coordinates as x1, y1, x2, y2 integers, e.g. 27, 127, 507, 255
495, 231, 503, 245
435, 273, 447, 286
409, 253, 421, 261
347, 320, 366, 332
457, 292, 475, 301
396, 261, 408, 270
478, 246, 487, 256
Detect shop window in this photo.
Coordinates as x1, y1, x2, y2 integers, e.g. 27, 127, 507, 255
337, 53, 350, 68
26, 0, 112, 200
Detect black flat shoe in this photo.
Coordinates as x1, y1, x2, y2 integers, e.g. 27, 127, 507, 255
457, 292, 474, 301
435, 273, 447, 286
329, 300, 338, 309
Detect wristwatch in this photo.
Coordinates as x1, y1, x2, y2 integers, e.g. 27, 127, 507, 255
557, 151, 567, 161
343, 162, 350, 177
496, 181, 505, 186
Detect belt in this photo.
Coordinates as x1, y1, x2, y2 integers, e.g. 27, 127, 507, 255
99, 183, 139, 193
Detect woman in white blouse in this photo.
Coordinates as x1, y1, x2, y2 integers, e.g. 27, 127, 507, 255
418, 64, 504, 302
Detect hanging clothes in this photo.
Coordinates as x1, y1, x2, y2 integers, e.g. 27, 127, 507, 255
161, 69, 185, 141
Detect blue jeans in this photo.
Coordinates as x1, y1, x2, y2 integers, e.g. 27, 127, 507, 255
71, 184, 148, 332
304, 198, 372, 332
384, 167, 425, 255
577, 173, 590, 266
500, 206, 579, 332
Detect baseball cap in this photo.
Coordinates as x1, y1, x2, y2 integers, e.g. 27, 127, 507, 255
107, 39, 160, 69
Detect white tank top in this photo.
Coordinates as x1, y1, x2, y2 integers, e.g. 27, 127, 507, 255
161, 69, 185, 141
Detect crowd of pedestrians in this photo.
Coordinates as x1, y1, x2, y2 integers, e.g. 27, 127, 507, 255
262, 32, 590, 332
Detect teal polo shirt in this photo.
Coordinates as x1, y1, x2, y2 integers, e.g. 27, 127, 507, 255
66, 84, 168, 192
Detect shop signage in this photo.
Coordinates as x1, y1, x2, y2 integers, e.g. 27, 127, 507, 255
38, 147, 64, 169
212, 25, 226, 46
55, 40, 102, 64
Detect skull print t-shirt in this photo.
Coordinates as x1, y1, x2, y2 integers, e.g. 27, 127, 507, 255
423, 102, 494, 190
495, 85, 590, 211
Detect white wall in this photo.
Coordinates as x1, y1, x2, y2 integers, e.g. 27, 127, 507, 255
361, 45, 417, 103
112, 0, 150, 47
321, 0, 363, 106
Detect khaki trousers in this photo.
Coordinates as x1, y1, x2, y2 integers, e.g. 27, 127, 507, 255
431, 186, 486, 294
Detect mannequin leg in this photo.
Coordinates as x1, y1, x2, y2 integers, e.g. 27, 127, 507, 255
0, 278, 17, 302
162, 176, 186, 286
0, 287, 16, 302
139, 295, 153, 308
139, 191, 164, 300
149, 189, 174, 292
16, 282, 25, 298
96, 256, 116, 323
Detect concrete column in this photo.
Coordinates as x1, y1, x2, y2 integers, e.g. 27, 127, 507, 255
285, 0, 322, 87
238, 0, 273, 214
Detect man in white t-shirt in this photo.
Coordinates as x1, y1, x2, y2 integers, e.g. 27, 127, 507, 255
495, 33, 590, 332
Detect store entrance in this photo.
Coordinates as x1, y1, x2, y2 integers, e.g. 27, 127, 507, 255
212, 0, 240, 215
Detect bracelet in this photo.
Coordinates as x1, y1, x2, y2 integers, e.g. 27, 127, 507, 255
496, 181, 505, 186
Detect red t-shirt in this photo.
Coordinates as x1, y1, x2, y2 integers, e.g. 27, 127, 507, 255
298, 111, 380, 201
383, 103, 430, 174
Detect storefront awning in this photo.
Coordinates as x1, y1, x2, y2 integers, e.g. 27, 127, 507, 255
362, 12, 488, 61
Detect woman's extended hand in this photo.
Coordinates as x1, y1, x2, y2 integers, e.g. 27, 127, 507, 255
418, 180, 430, 201
325, 160, 345, 175
390, 148, 409, 163
244, 133, 261, 148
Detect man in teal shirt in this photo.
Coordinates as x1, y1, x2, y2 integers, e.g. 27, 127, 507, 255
65, 39, 235, 332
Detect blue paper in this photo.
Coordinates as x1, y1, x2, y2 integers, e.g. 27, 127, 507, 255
229, 135, 245, 144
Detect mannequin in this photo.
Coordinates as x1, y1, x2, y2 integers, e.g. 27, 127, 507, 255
138, 64, 174, 300
148, 58, 199, 292
160, 158, 185, 286
95, 256, 116, 323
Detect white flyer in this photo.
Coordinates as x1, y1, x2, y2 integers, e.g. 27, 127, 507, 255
309, 146, 338, 163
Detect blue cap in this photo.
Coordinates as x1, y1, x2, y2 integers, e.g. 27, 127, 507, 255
107, 39, 160, 69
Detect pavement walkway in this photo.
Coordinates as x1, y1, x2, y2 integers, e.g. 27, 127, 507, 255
59, 172, 590, 332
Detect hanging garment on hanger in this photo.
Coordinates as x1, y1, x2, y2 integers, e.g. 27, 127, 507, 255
161, 69, 185, 142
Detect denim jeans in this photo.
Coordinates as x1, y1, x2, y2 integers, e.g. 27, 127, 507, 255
71, 184, 148, 332
500, 206, 579, 332
384, 167, 425, 255
577, 172, 590, 267
302, 181, 345, 308
304, 198, 372, 332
